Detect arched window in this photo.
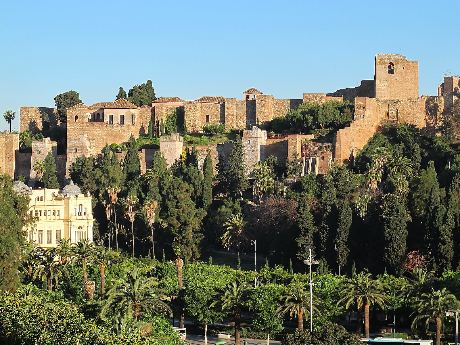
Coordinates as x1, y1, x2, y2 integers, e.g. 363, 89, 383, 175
388, 62, 395, 74
74, 115, 79, 122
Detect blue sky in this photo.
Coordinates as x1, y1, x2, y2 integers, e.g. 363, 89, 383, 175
1, 0, 459, 131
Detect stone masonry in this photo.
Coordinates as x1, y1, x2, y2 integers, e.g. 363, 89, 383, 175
0, 133, 19, 177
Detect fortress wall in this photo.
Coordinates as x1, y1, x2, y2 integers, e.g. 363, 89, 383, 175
0, 133, 19, 177
20, 107, 57, 133
375, 54, 419, 100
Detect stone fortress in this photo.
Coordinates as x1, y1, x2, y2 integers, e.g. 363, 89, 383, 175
1, 54, 459, 182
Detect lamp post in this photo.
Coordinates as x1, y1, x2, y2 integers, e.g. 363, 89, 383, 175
447, 309, 459, 345
304, 248, 319, 332
143, 200, 158, 260
251, 240, 257, 287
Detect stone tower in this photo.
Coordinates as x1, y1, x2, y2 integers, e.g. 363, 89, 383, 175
375, 54, 419, 100
159, 134, 183, 167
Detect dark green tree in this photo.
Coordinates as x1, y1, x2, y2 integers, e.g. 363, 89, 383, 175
42, 152, 59, 188
202, 151, 213, 209
54, 90, 82, 123
161, 177, 204, 261
296, 194, 317, 262
335, 199, 352, 274
128, 80, 156, 106
381, 194, 409, 274
69, 156, 97, 194
123, 136, 141, 194
0, 175, 30, 291
115, 87, 127, 100
218, 137, 248, 199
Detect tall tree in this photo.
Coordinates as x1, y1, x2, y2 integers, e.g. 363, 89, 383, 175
54, 90, 82, 123
161, 177, 204, 261
280, 280, 317, 332
296, 194, 317, 262
115, 87, 127, 100
0, 175, 30, 291
335, 199, 352, 274
69, 156, 97, 194
381, 194, 409, 274
218, 137, 248, 199
339, 272, 387, 338
3, 110, 15, 133
42, 152, 59, 189
123, 136, 141, 193
202, 151, 213, 209
412, 288, 459, 345
128, 80, 156, 106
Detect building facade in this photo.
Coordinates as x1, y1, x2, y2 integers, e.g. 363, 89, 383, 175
15, 182, 94, 248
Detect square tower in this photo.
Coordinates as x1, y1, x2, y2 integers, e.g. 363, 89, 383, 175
375, 54, 419, 100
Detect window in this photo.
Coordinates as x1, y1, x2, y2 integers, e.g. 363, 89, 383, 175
30, 211, 33, 216
40, 196, 44, 201
109, 115, 114, 125
206, 115, 210, 123
120, 114, 125, 125
39, 210, 42, 217
388, 62, 395, 74
38, 230, 43, 244
56, 230, 61, 242
56, 210, 60, 217
34, 210, 38, 217
76, 226, 87, 242
29, 230, 34, 242
53, 210, 56, 216
131, 114, 135, 124
74, 115, 79, 122
78, 204, 83, 216
47, 230, 52, 244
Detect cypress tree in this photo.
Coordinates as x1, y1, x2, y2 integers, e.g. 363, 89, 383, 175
382, 194, 409, 274
42, 153, 59, 189
202, 152, 213, 209
296, 194, 317, 262
116, 87, 127, 100
218, 137, 248, 199
335, 199, 352, 273
123, 136, 141, 194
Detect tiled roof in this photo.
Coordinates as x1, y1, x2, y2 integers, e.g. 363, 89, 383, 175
91, 98, 138, 109
244, 88, 263, 95
154, 97, 184, 103
196, 96, 225, 103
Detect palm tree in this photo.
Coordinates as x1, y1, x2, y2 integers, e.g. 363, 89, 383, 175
3, 110, 15, 133
217, 281, 250, 345
56, 239, 73, 265
32, 248, 62, 291
101, 268, 171, 323
411, 288, 458, 345
124, 196, 137, 258
338, 271, 387, 338
73, 240, 95, 298
280, 281, 318, 331
94, 246, 120, 297
221, 213, 246, 254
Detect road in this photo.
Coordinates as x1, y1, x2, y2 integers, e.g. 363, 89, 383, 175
185, 334, 281, 345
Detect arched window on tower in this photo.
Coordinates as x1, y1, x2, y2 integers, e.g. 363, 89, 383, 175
388, 62, 395, 74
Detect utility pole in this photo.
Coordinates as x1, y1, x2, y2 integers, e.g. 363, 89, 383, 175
447, 309, 459, 345
252, 240, 257, 287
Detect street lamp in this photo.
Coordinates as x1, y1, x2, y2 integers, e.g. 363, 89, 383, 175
250, 240, 257, 287
447, 309, 459, 345
303, 248, 319, 332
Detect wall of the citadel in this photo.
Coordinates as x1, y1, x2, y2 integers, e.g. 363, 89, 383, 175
153, 102, 184, 125
20, 107, 58, 133
0, 133, 19, 177
66, 106, 151, 171
303, 93, 344, 104
375, 54, 419, 100
329, 80, 375, 102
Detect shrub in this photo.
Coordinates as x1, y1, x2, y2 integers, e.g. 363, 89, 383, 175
203, 123, 225, 135
282, 323, 361, 345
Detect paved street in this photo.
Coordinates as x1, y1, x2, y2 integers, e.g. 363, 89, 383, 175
185, 334, 281, 345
